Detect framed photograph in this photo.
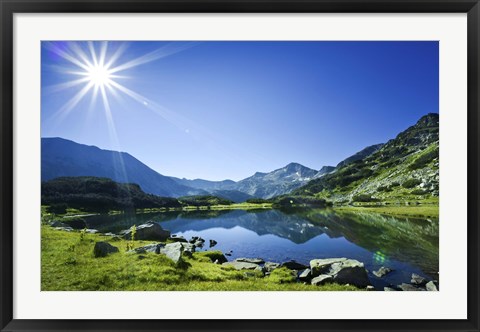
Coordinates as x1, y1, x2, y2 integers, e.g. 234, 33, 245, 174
1, 0, 479, 331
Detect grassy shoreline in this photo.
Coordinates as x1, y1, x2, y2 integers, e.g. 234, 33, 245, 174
41, 225, 359, 291
333, 205, 439, 219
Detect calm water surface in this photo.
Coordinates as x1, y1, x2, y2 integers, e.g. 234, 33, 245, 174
84, 208, 439, 289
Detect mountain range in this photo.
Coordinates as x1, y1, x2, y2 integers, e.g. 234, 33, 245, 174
41, 113, 438, 202
41, 139, 340, 200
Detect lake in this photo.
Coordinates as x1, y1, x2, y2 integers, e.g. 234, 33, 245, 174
84, 208, 439, 290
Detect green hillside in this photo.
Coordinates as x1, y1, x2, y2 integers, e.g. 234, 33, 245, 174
42, 176, 182, 213
295, 113, 439, 204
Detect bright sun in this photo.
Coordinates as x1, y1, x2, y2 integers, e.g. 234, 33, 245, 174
87, 64, 112, 87
44, 41, 198, 118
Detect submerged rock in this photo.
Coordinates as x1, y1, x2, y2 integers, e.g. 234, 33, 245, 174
93, 241, 119, 258
373, 266, 393, 278
209, 239, 218, 247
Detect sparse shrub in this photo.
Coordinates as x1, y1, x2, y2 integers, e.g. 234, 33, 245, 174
49, 203, 68, 214
79, 227, 87, 241
409, 147, 439, 170
352, 194, 379, 202
64, 256, 77, 266
402, 179, 421, 188
246, 198, 270, 204
377, 185, 392, 192
411, 189, 428, 195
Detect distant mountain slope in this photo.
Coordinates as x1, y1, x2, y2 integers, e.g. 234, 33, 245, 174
42, 137, 204, 197
336, 143, 384, 168
211, 190, 254, 203
295, 113, 439, 203
172, 178, 236, 191
233, 163, 319, 199
171, 162, 323, 199
313, 165, 336, 179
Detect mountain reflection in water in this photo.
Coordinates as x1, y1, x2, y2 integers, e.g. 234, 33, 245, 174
85, 208, 438, 288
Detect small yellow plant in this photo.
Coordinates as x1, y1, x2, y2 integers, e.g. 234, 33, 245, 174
79, 227, 87, 241
126, 225, 137, 251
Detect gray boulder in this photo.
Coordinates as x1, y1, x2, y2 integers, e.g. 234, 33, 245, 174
329, 260, 370, 288
411, 273, 427, 285
310, 258, 370, 288
93, 241, 119, 258
264, 262, 280, 273
281, 260, 308, 270
193, 241, 204, 248
310, 258, 347, 276
50, 220, 69, 228
179, 242, 196, 257
121, 222, 170, 241
160, 242, 184, 264
235, 258, 265, 265
54, 226, 74, 232
398, 283, 425, 291
254, 265, 266, 275
189, 236, 205, 244
426, 281, 438, 291
168, 235, 188, 243
384, 287, 397, 291
63, 218, 87, 229
298, 269, 312, 281
373, 266, 393, 278
311, 274, 333, 286
85, 229, 99, 234
128, 243, 164, 254
222, 261, 260, 270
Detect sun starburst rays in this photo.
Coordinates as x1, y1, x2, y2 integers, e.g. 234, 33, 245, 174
44, 41, 204, 158
44, 41, 198, 122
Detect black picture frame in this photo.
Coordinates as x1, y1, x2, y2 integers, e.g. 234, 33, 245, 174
1, 1, 479, 331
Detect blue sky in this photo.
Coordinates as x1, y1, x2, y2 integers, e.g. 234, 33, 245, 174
41, 41, 438, 181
